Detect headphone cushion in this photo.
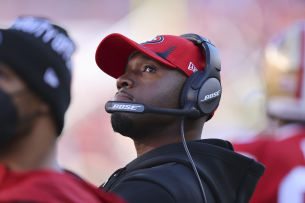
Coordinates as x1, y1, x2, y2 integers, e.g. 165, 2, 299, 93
179, 71, 201, 109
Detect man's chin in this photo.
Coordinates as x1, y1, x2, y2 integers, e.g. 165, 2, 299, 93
111, 112, 150, 141
111, 112, 133, 137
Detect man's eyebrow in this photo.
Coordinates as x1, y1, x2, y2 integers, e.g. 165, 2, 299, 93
127, 51, 155, 62
139, 54, 155, 62
124, 51, 158, 71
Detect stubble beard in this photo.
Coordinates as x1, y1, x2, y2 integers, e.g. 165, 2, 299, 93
111, 112, 138, 139
111, 112, 155, 141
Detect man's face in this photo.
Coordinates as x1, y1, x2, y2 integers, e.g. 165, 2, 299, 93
0, 62, 45, 139
111, 52, 187, 139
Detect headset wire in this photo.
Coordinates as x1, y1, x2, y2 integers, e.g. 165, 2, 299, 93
180, 117, 207, 203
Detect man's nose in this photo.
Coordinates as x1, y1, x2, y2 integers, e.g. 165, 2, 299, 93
116, 74, 134, 90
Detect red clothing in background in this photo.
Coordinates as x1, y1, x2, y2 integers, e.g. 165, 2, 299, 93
0, 164, 126, 203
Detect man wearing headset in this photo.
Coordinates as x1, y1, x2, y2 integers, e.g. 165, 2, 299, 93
233, 21, 305, 203
0, 17, 125, 203
95, 33, 265, 203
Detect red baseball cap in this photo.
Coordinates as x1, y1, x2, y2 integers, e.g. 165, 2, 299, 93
95, 33, 206, 79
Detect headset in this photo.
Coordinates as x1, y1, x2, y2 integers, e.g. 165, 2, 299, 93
179, 33, 221, 119
105, 33, 222, 203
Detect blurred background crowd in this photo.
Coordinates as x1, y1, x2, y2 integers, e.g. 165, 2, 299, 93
1, 0, 304, 186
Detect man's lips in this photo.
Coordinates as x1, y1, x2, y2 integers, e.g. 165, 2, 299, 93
114, 90, 135, 102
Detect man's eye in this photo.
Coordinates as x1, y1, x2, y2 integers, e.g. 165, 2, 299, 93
143, 65, 156, 73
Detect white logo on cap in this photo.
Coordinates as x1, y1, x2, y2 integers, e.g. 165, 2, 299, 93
142, 36, 164, 44
44, 67, 59, 88
11, 17, 75, 72
188, 62, 198, 73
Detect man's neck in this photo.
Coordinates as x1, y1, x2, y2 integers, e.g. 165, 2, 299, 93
134, 136, 181, 157
133, 119, 203, 157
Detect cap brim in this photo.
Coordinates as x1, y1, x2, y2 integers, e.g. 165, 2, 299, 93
95, 33, 176, 79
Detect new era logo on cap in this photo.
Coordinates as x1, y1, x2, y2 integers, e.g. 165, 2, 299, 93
95, 33, 206, 79
188, 62, 198, 73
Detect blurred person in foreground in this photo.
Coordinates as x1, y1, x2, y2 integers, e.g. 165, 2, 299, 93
233, 21, 305, 203
0, 16, 125, 203
95, 33, 265, 203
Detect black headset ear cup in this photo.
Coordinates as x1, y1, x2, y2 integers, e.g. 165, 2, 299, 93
197, 77, 221, 114
180, 70, 221, 117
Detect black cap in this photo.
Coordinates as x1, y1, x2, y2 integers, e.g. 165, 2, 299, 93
0, 16, 76, 135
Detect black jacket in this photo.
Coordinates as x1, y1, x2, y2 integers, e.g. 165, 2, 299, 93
102, 139, 265, 203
